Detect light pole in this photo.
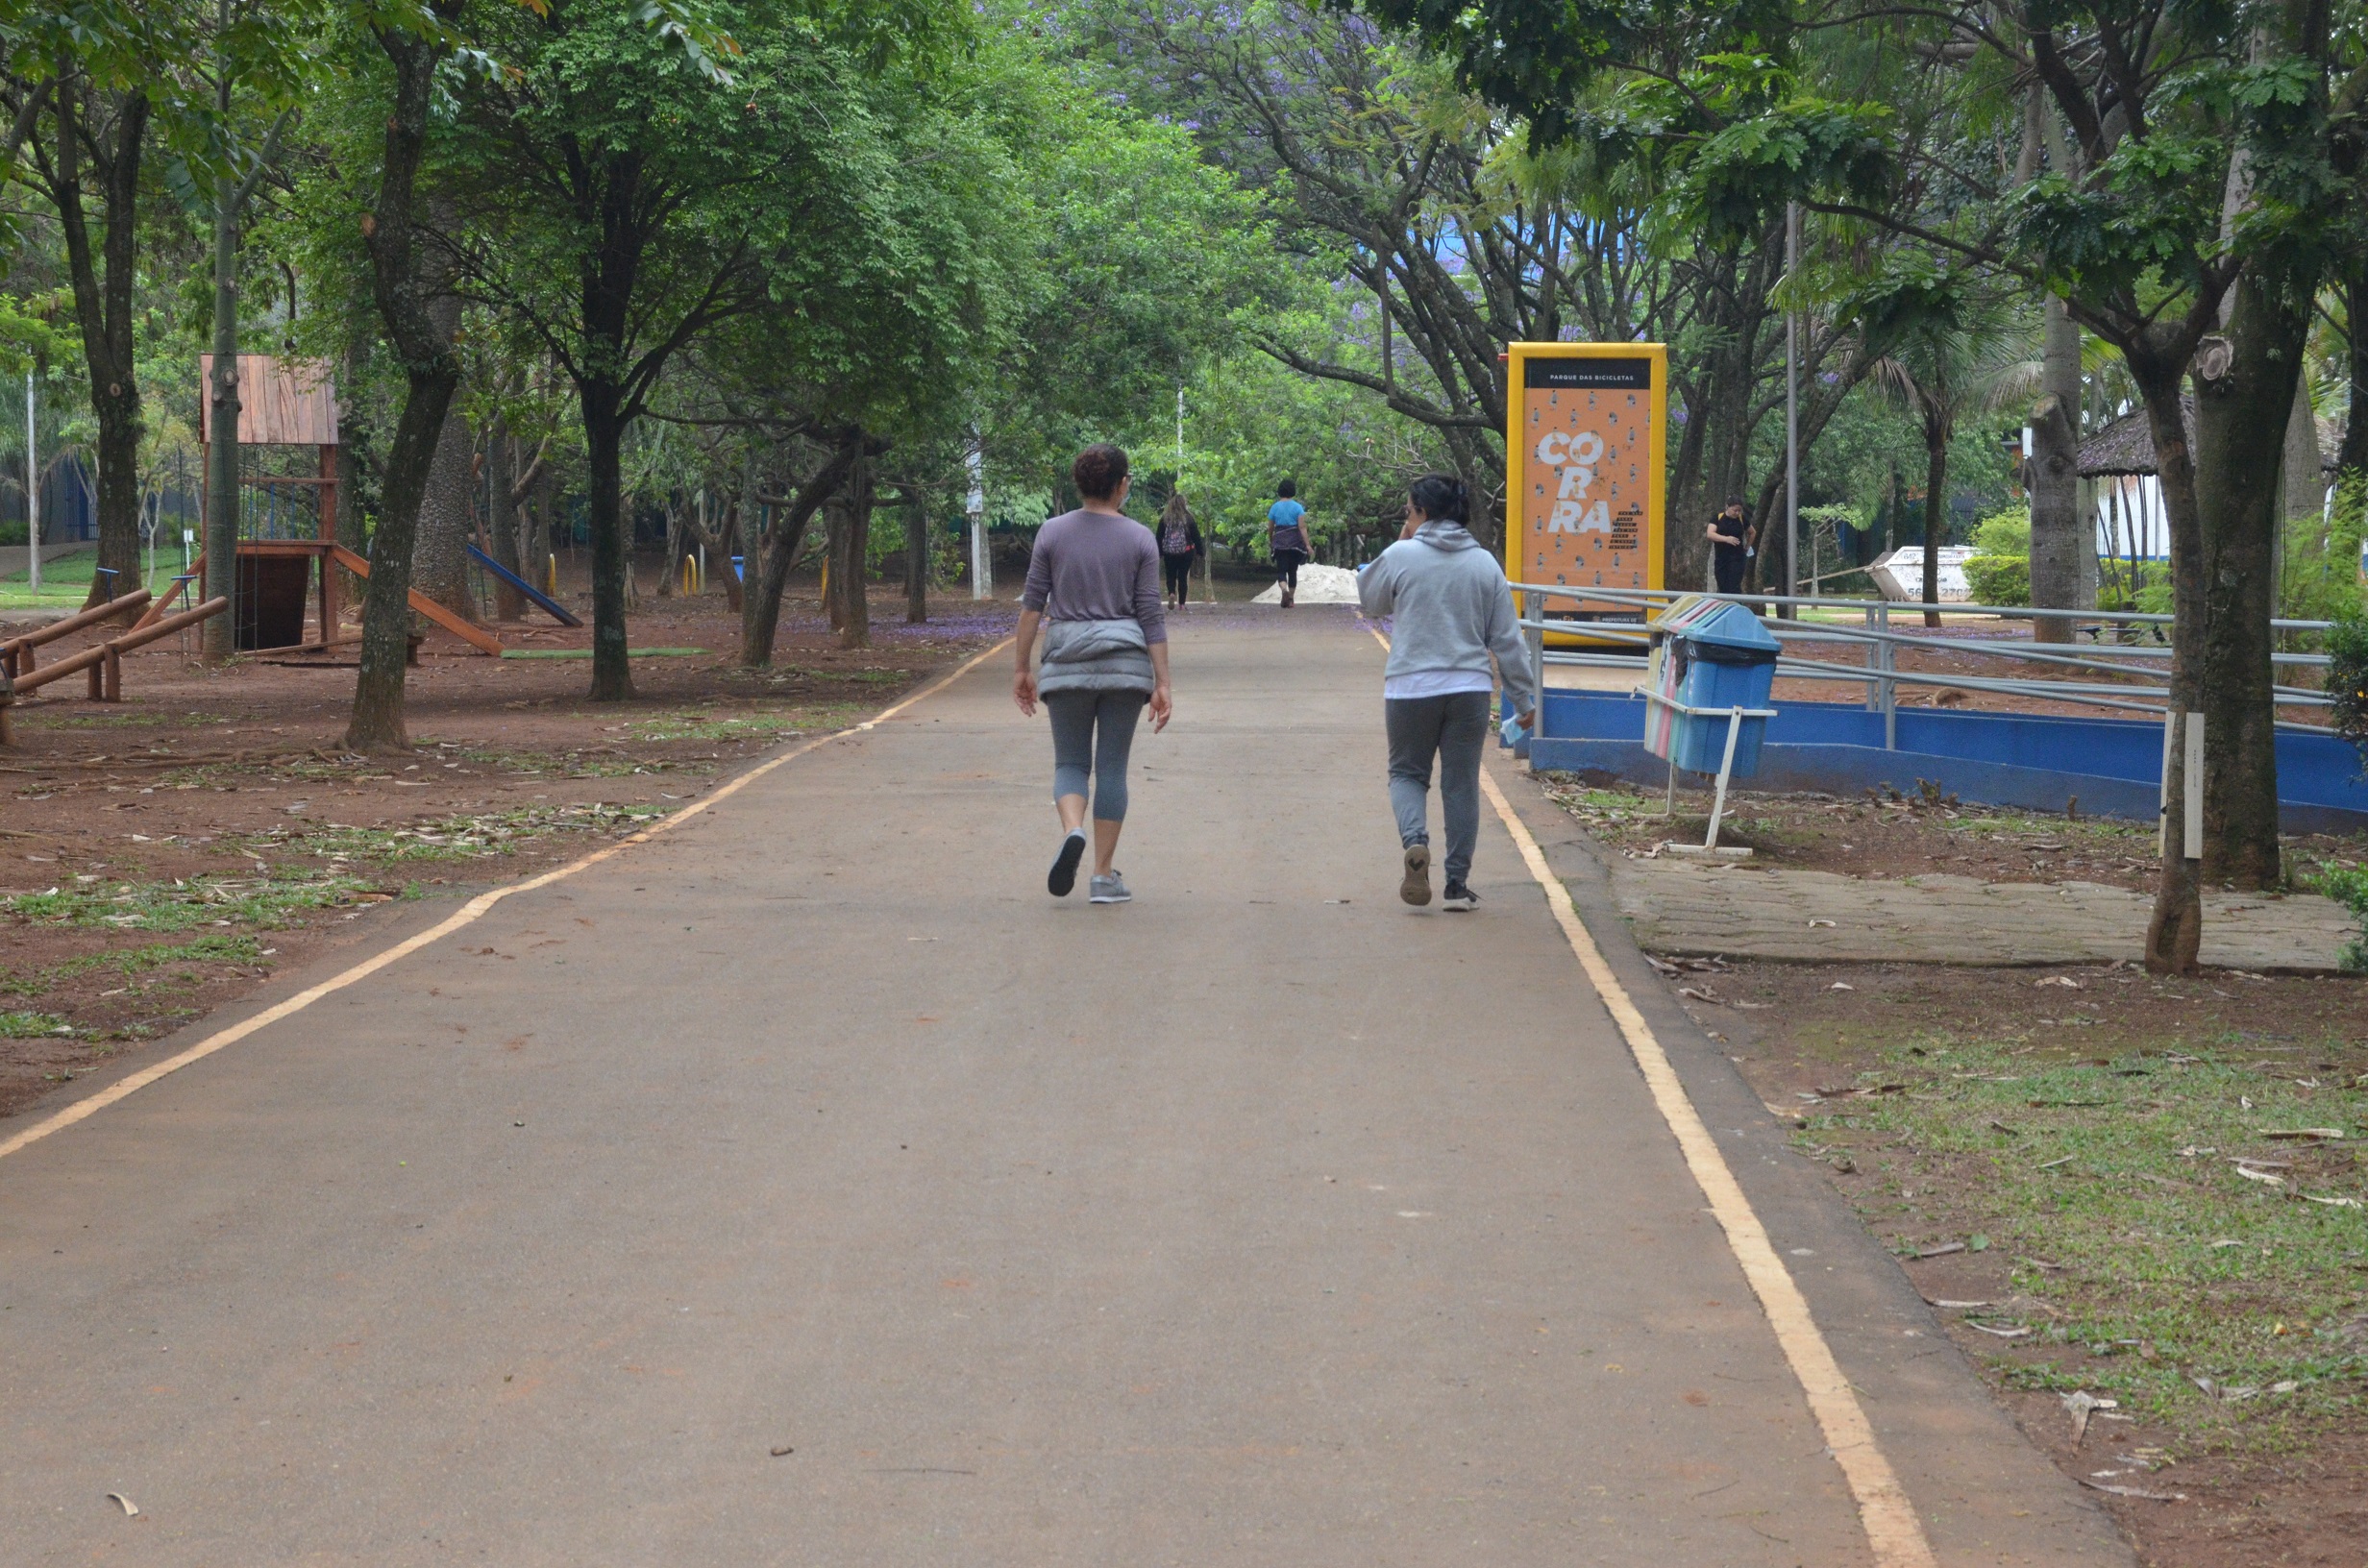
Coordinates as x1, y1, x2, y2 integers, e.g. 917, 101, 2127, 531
25, 371, 39, 596
965, 444, 988, 600
1784, 202, 1800, 619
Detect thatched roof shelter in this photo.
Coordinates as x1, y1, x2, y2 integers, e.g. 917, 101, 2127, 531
2077, 401, 2191, 478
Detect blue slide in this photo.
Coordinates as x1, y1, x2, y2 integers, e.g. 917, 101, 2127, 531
466, 543, 582, 626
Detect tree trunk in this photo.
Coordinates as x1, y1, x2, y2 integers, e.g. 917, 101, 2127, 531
2192, 273, 2302, 891
345, 12, 464, 754
486, 417, 525, 620
526, 467, 552, 599
2132, 349, 2208, 972
46, 84, 148, 613
2028, 298, 2084, 641
581, 388, 634, 701
2280, 371, 2322, 529
203, 161, 243, 658
656, 495, 678, 599
2339, 270, 2368, 478
1920, 410, 1949, 628
740, 438, 859, 667
904, 496, 928, 624
411, 388, 474, 616
831, 457, 875, 649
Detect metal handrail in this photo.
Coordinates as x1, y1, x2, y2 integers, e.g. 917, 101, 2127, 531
1539, 610, 2335, 698
1510, 579, 2339, 634
1514, 582, 2343, 747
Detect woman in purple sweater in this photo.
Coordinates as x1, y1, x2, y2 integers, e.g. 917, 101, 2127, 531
1012, 444, 1174, 904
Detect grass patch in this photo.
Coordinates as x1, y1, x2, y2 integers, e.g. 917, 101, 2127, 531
227, 801, 668, 864
1804, 1033, 2368, 1445
3, 870, 381, 932
0, 1010, 72, 1038
630, 709, 824, 744
0, 934, 264, 996
499, 647, 708, 660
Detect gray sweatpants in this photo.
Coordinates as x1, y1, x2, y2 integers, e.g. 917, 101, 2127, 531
1385, 690, 1491, 885
1046, 689, 1147, 821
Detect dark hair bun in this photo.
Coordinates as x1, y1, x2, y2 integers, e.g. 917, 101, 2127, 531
1073, 444, 1129, 502
1407, 473, 1466, 523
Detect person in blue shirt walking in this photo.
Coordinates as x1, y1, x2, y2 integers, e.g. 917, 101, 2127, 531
1268, 479, 1310, 608
1357, 474, 1538, 911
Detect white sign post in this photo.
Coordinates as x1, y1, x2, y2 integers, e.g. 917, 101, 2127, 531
966, 446, 989, 600
24, 372, 38, 595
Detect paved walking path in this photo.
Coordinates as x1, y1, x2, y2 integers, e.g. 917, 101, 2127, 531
2, 612, 2131, 1564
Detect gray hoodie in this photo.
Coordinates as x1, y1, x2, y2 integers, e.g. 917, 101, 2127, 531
1357, 521, 1539, 716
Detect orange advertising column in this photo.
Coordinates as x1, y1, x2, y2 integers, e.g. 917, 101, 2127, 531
1504, 343, 1665, 643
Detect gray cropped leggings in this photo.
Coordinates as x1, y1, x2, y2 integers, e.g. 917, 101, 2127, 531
1046, 689, 1147, 821
1386, 690, 1491, 884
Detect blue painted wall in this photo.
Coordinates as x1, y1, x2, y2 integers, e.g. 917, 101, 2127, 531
1533, 690, 2368, 834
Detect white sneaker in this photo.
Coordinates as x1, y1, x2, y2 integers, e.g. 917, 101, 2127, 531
1089, 872, 1131, 904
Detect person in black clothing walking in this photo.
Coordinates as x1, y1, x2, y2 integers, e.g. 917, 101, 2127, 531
1708, 498, 1754, 596
1157, 492, 1202, 609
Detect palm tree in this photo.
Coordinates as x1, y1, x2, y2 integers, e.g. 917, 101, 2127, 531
1859, 279, 2039, 625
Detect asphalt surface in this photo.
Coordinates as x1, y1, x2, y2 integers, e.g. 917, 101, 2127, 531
2, 610, 2131, 1564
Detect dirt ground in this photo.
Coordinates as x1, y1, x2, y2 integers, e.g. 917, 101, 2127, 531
1528, 758, 2368, 1568
1, 582, 1015, 1122
1537, 770, 2368, 894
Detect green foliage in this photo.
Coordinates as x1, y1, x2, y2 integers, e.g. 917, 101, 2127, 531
2281, 477, 2368, 625
2308, 864, 2368, 971
1970, 507, 2031, 558
1962, 554, 2030, 606
2330, 610, 2368, 785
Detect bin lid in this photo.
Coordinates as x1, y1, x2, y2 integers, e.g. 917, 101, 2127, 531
1670, 599, 1779, 654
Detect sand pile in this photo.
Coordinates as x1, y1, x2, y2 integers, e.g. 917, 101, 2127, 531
1250, 563, 1363, 604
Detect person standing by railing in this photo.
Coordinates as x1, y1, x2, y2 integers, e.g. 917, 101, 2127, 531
1357, 474, 1537, 911
1709, 498, 1754, 596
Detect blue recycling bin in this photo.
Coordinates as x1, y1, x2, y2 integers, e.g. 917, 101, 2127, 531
1645, 598, 1780, 775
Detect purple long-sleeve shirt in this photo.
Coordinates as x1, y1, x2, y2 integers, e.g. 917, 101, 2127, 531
1022, 509, 1168, 644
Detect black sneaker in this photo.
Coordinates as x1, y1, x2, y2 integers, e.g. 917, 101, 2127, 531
1048, 829, 1087, 897
1442, 882, 1478, 912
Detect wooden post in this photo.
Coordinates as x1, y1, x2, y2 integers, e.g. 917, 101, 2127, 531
102, 644, 121, 701
317, 443, 340, 643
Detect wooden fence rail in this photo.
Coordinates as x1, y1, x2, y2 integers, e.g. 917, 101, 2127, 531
0, 597, 228, 745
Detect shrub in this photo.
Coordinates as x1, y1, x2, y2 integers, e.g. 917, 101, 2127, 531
2311, 863, 2368, 973
1963, 554, 2030, 606
2331, 609, 2368, 774
1969, 506, 2031, 558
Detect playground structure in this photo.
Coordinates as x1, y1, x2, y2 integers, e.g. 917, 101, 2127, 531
185, 356, 553, 657
0, 588, 227, 745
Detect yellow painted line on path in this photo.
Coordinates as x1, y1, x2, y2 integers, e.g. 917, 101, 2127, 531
1362, 621, 1936, 1568
0, 638, 1015, 1167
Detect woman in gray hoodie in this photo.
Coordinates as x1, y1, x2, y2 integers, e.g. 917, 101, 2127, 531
1013, 444, 1173, 904
1356, 475, 1538, 910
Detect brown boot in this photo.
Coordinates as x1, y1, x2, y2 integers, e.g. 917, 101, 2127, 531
1282, 584, 1295, 608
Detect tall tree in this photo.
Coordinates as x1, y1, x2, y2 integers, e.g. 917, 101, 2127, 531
443, 0, 915, 699
6, 20, 159, 610
343, 1, 465, 750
